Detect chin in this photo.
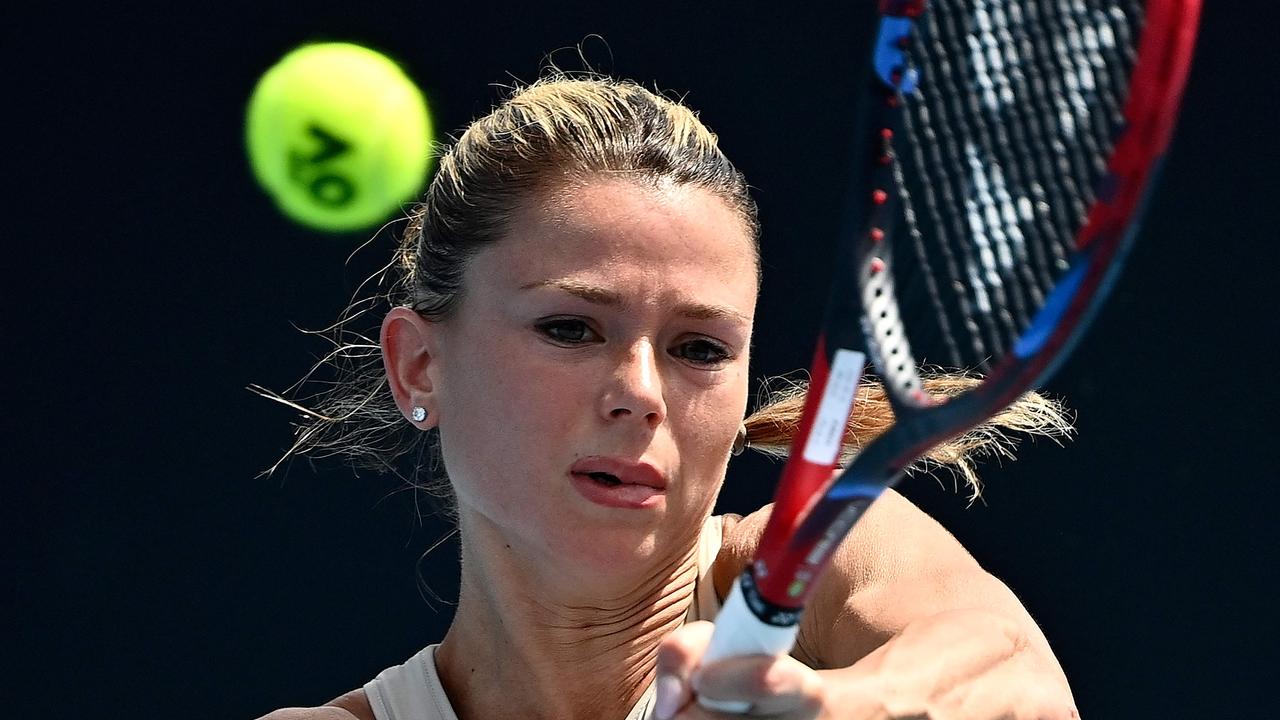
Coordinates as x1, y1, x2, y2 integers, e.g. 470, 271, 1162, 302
572, 518, 662, 557
554, 510, 708, 575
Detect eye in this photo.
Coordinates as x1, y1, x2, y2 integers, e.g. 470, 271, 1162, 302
673, 337, 733, 368
535, 317, 600, 346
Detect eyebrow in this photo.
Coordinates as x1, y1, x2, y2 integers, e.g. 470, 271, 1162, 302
520, 279, 751, 323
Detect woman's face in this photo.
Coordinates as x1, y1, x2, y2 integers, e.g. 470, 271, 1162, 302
430, 178, 758, 577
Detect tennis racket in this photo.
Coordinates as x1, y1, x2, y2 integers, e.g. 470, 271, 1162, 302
700, 0, 1201, 709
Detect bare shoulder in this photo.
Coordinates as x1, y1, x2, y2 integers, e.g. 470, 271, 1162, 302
325, 688, 376, 720
713, 490, 989, 667
715, 488, 975, 585
254, 689, 375, 720
252, 709, 359, 720
711, 508, 761, 599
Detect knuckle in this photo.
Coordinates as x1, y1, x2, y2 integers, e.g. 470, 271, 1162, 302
798, 687, 825, 717
800, 670, 827, 710
720, 658, 774, 697
749, 662, 781, 696
656, 638, 695, 670
657, 623, 716, 674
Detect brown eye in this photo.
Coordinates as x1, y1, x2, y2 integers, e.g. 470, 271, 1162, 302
674, 338, 732, 367
536, 318, 599, 345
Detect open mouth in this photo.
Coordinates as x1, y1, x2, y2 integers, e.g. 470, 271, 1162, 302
586, 471, 622, 487
568, 460, 665, 509
568, 458, 666, 490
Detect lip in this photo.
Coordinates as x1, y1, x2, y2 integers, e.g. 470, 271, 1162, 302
568, 456, 668, 510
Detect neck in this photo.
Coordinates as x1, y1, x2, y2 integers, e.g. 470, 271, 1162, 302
436, 513, 704, 720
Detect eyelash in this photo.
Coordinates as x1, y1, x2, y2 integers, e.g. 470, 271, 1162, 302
536, 318, 599, 345
534, 318, 734, 368
676, 338, 733, 367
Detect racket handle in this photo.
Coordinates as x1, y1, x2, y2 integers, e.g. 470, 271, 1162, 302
696, 577, 800, 714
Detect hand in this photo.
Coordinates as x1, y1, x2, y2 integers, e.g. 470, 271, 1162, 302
655, 611, 1079, 719
655, 620, 825, 719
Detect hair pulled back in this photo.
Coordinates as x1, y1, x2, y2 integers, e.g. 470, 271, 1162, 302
257, 74, 1069, 504
401, 75, 759, 320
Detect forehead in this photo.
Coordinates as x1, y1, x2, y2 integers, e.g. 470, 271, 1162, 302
467, 178, 759, 309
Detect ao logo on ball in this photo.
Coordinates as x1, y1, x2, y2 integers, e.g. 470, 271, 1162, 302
246, 42, 435, 233
289, 123, 357, 209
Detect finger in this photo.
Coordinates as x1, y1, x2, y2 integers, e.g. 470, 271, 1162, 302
656, 621, 717, 720
692, 654, 824, 718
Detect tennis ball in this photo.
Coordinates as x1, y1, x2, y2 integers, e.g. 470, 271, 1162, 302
246, 42, 434, 232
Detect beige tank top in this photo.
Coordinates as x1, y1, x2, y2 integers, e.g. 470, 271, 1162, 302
363, 515, 726, 720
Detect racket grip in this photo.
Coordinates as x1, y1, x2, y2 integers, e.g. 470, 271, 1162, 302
696, 577, 800, 714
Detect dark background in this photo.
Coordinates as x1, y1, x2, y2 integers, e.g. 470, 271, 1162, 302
8, 2, 1276, 718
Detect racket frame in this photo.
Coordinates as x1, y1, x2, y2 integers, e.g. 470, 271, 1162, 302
701, 0, 1202, 674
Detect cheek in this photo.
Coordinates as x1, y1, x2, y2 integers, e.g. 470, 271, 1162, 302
669, 367, 750, 469
434, 336, 583, 491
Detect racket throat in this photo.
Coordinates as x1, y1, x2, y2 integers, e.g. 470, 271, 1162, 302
753, 492, 881, 609
732, 566, 804, 629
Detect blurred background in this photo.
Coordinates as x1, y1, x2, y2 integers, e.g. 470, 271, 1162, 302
7, 2, 1276, 718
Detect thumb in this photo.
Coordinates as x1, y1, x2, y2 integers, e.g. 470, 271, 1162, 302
655, 621, 716, 719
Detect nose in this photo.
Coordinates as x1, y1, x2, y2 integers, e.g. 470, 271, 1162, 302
599, 338, 667, 429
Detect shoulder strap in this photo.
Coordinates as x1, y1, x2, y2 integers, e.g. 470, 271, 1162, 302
363, 645, 458, 720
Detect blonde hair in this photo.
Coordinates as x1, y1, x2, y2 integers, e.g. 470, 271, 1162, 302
255, 74, 1070, 504
404, 75, 759, 319
743, 373, 1070, 501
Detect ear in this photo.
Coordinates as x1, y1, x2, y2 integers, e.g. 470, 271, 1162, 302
381, 306, 443, 429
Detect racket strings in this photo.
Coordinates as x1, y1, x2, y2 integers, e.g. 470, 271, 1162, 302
981, 1, 1072, 294
891, 0, 1143, 375
893, 155, 966, 369
942, 2, 1037, 354
962, 2, 1050, 315
898, 11, 1005, 369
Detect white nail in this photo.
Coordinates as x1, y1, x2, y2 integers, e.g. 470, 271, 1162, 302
655, 673, 682, 720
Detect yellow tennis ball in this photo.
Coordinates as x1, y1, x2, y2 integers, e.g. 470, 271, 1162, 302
246, 42, 434, 232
